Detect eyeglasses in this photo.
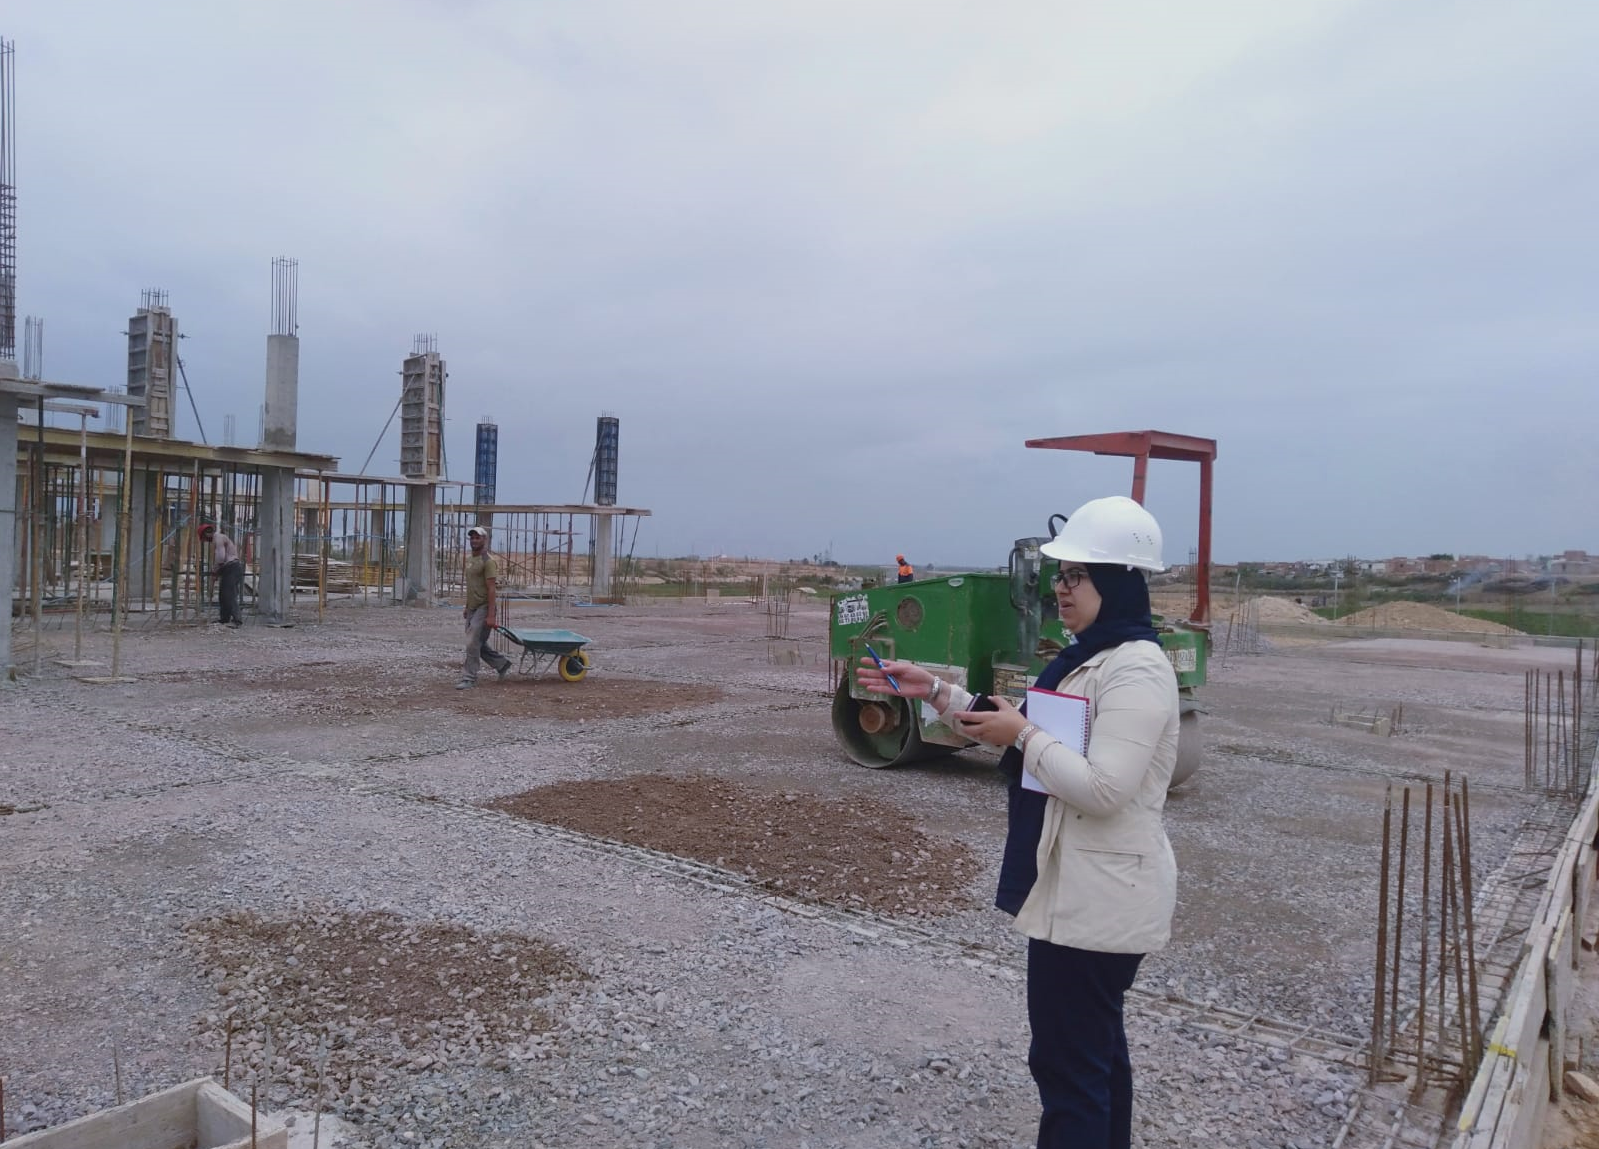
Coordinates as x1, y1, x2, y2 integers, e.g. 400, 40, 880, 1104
1051, 568, 1086, 590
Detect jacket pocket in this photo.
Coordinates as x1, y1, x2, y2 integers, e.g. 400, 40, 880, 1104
1075, 848, 1145, 889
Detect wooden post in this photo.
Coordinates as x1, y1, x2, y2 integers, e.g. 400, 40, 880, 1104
31, 398, 45, 677
110, 417, 134, 679
318, 475, 329, 622
73, 412, 91, 660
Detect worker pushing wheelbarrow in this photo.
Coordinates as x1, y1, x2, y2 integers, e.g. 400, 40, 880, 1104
494, 626, 594, 682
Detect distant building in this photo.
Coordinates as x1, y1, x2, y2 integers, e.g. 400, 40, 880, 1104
1553, 550, 1599, 576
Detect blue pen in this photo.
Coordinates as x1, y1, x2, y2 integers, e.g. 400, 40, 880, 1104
863, 643, 902, 693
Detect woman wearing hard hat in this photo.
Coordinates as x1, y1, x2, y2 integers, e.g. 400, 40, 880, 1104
857, 496, 1179, 1149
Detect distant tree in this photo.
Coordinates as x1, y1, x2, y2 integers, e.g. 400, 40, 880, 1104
1427, 553, 1454, 561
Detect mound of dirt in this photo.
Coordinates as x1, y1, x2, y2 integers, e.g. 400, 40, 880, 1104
1245, 597, 1329, 625
489, 774, 979, 918
1335, 602, 1522, 634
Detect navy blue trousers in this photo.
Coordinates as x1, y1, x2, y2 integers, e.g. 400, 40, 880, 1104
1027, 938, 1144, 1149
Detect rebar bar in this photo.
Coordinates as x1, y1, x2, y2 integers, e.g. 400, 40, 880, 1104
1371, 783, 1393, 1084
1444, 789, 1470, 1078
1414, 780, 1433, 1096
1388, 786, 1409, 1052
1436, 775, 1453, 1072
1455, 785, 1481, 1070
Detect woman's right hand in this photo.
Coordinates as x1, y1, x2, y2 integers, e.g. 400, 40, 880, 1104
854, 657, 934, 698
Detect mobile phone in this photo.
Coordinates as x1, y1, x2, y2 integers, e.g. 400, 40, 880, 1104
966, 693, 1000, 712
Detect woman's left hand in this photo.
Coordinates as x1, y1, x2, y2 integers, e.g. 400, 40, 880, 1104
951, 694, 1028, 749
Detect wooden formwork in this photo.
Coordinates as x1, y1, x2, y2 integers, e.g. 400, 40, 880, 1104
6, 1078, 287, 1149
1451, 760, 1599, 1148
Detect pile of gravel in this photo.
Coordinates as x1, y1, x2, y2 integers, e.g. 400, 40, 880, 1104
186, 907, 586, 1113
488, 773, 981, 918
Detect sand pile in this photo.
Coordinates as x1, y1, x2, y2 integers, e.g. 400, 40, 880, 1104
1335, 602, 1522, 634
1245, 597, 1329, 625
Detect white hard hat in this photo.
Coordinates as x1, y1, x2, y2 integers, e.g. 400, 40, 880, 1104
1040, 495, 1165, 572
467, 526, 487, 538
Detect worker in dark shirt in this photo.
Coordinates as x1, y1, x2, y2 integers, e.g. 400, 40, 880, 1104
896, 555, 915, 583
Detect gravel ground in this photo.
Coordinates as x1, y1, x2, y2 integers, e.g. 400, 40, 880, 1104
0, 600, 1581, 1147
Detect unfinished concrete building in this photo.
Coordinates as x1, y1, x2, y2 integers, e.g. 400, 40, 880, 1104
3, 37, 647, 664
127, 290, 177, 438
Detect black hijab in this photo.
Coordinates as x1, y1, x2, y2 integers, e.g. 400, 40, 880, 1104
993, 562, 1161, 916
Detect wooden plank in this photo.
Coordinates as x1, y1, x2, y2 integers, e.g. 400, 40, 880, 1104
1464, 927, 1552, 1142
1536, 850, 1575, 938
1574, 788, 1599, 849
1575, 841, 1595, 946
1505, 924, 1552, 1065
1508, 1038, 1552, 1147
1551, 910, 1575, 1012
1547, 913, 1570, 1101
1462, 1028, 1521, 1145
1458, 1014, 1510, 1134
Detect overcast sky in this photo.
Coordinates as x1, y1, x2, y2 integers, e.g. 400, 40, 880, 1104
7, 0, 1596, 567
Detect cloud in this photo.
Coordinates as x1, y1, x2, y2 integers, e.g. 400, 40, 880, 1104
8, 0, 1597, 565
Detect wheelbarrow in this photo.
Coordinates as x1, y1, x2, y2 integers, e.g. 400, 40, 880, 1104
494, 627, 594, 681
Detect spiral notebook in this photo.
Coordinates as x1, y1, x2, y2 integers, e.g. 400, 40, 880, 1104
1021, 686, 1092, 794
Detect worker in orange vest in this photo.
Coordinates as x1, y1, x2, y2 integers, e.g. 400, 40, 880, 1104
896, 554, 915, 583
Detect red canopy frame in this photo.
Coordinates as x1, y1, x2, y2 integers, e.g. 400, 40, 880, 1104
1024, 430, 1217, 625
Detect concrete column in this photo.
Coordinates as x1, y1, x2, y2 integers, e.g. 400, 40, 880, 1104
0, 392, 18, 676
404, 483, 435, 603
126, 469, 160, 604
262, 335, 300, 451
257, 466, 295, 623
592, 513, 614, 602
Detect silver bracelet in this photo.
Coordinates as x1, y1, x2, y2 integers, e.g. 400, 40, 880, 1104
1015, 722, 1040, 752
927, 677, 943, 706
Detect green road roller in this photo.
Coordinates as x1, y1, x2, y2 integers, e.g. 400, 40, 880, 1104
828, 430, 1215, 788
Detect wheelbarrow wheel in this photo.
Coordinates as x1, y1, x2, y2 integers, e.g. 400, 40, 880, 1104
558, 650, 591, 682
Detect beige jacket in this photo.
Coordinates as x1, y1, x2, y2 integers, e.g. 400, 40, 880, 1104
944, 640, 1179, 953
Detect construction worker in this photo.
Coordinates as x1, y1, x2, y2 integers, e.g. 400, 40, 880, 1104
858, 496, 1177, 1149
458, 526, 512, 689
896, 554, 915, 583
198, 523, 243, 627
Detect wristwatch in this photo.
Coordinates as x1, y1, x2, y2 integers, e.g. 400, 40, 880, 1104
1014, 723, 1039, 752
